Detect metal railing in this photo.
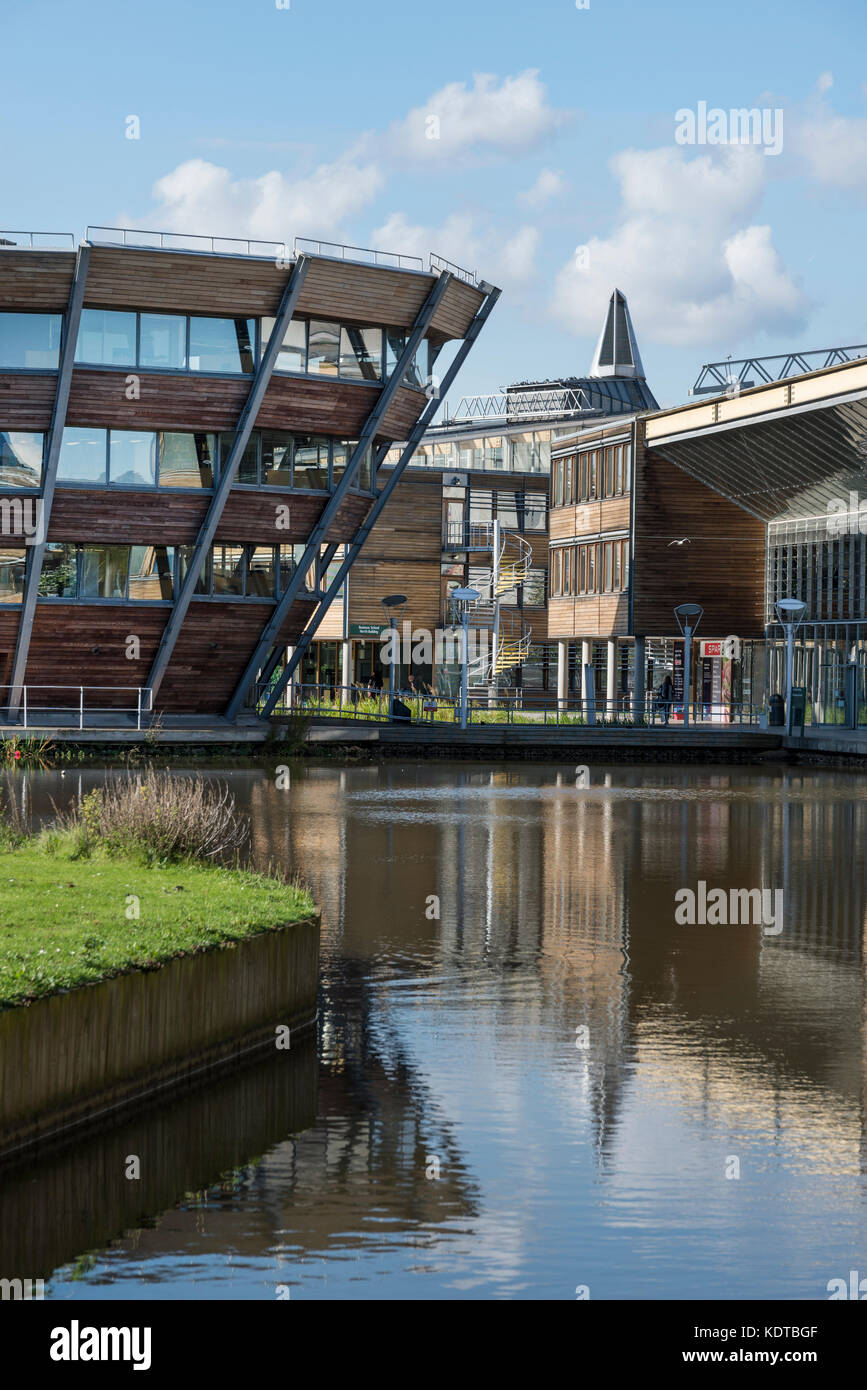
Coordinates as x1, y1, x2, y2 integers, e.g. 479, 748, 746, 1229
448, 387, 593, 422
293, 236, 423, 271
267, 683, 765, 729
0, 685, 154, 731
691, 344, 867, 396
429, 253, 478, 286
86, 226, 289, 259
0, 230, 76, 249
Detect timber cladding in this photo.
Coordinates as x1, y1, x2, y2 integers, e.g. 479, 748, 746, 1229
0, 250, 76, 310
362, 475, 442, 561
0, 373, 57, 430
548, 593, 630, 639
349, 559, 442, 632
633, 431, 766, 638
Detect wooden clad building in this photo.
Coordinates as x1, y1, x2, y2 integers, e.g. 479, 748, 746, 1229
0, 230, 497, 720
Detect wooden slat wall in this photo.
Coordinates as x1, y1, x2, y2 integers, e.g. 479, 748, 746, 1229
46, 488, 371, 544
361, 476, 442, 560
429, 279, 486, 340
633, 429, 766, 637
0, 612, 21, 689
348, 559, 442, 632
547, 593, 630, 639
0, 374, 57, 429
26, 606, 168, 707
0, 252, 76, 310
160, 599, 314, 712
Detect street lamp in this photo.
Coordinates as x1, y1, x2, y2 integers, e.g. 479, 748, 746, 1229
450, 586, 480, 729
775, 597, 806, 734
380, 593, 407, 719
674, 603, 703, 729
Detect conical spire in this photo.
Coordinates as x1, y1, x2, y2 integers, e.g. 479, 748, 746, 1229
589, 288, 647, 381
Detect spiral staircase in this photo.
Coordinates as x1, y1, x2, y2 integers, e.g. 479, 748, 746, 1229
447, 520, 532, 693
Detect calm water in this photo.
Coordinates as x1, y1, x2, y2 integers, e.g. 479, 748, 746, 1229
4, 759, 867, 1300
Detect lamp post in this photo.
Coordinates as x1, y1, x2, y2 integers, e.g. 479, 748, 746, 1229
450, 586, 480, 729
380, 593, 407, 720
775, 597, 806, 734
674, 602, 703, 729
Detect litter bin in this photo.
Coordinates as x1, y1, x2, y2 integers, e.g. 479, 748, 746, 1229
769, 693, 785, 726
391, 698, 412, 724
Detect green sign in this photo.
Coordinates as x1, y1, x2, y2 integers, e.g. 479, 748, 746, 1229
350, 622, 386, 638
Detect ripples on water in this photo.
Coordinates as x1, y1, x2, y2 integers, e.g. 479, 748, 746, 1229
4, 761, 867, 1300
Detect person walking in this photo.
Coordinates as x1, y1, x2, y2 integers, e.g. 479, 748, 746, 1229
658, 672, 674, 726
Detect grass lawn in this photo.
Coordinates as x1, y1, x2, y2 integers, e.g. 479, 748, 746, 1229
0, 847, 314, 1008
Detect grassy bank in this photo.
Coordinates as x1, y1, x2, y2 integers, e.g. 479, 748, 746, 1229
0, 772, 314, 1008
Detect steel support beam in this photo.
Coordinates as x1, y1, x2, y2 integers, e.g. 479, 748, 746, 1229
9, 243, 91, 711
258, 282, 501, 718
144, 255, 311, 702
226, 269, 457, 719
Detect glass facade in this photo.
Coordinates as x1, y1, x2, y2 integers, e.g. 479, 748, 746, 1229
189, 316, 256, 374
550, 539, 630, 596
30, 542, 308, 602
0, 547, 26, 603
0, 431, 43, 488
0, 313, 62, 370
75, 310, 136, 367
389, 428, 555, 476
139, 313, 187, 370
108, 431, 157, 487
553, 441, 631, 507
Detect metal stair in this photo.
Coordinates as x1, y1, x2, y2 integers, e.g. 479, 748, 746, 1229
447, 521, 531, 691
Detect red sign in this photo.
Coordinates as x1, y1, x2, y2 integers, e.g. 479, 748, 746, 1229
701, 641, 723, 657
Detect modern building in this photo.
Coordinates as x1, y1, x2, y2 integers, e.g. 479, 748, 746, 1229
0, 228, 498, 721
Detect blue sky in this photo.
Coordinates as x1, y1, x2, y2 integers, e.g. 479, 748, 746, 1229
4, 0, 867, 406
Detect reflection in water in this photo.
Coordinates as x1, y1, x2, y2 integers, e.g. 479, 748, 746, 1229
3, 761, 867, 1299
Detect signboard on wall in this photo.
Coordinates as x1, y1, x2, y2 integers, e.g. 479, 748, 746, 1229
701, 640, 723, 657
349, 623, 385, 638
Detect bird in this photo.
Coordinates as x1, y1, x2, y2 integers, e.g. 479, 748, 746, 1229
668, 538, 692, 546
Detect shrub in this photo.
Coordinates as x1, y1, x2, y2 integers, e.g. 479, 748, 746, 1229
54, 770, 250, 864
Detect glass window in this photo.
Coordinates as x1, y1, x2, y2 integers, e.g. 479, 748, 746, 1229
0, 432, 43, 488
604, 541, 614, 591
80, 545, 129, 599
386, 329, 423, 389
497, 493, 519, 529
278, 544, 296, 594
109, 431, 157, 487
613, 541, 621, 591
75, 309, 137, 367
587, 544, 597, 592
179, 545, 210, 595
261, 432, 292, 485
39, 544, 77, 597
129, 545, 175, 600
0, 547, 26, 603
220, 431, 259, 485
293, 435, 329, 489
139, 313, 186, 370
339, 326, 383, 381
58, 427, 107, 484
524, 492, 546, 531
189, 316, 256, 374
159, 432, 215, 488
523, 568, 546, 607
0, 313, 62, 369
307, 321, 340, 376
246, 546, 276, 597
621, 541, 630, 590
263, 317, 307, 373
212, 545, 245, 596
355, 444, 372, 491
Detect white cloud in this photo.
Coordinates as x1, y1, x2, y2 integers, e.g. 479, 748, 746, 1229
550, 144, 809, 347
497, 226, 540, 285
518, 168, 566, 206
382, 70, 571, 163
794, 75, 867, 190
146, 156, 384, 244
372, 211, 539, 290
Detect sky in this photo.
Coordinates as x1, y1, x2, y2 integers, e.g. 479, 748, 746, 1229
3, 0, 867, 408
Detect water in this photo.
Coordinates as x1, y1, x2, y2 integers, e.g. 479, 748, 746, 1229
4, 760, 867, 1300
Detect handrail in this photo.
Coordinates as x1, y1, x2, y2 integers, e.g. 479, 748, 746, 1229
0, 231, 76, 249
294, 237, 423, 272
429, 253, 478, 286
86, 226, 290, 258
0, 685, 153, 732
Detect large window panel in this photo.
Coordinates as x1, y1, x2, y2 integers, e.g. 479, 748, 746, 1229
293, 435, 329, 490
109, 431, 157, 487
212, 546, 245, 596
261, 432, 292, 485
307, 321, 340, 376
75, 309, 137, 367
339, 326, 383, 381
139, 313, 186, 370
189, 316, 256, 374
129, 545, 175, 600
263, 317, 307, 374
58, 427, 107, 484
246, 546, 276, 597
159, 432, 215, 488
80, 545, 129, 599
0, 313, 62, 370
0, 547, 26, 604
0, 432, 43, 488
220, 431, 259, 485
385, 329, 423, 389
38, 544, 77, 598
179, 545, 210, 596
524, 492, 547, 531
